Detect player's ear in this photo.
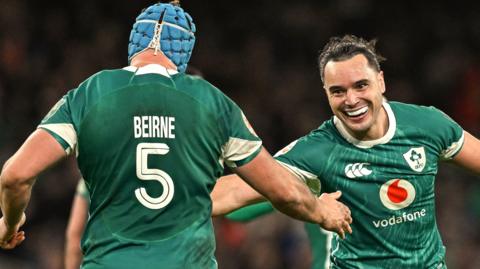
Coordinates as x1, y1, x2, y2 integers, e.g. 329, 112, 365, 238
378, 71, 385, 94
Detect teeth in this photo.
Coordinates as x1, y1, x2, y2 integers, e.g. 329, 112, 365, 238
346, 107, 368, 117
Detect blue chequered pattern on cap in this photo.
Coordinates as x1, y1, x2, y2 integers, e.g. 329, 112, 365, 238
128, 3, 196, 72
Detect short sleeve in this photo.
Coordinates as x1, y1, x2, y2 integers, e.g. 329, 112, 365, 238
426, 106, 464, 160
38, 93, 78, 155
219, 100, 262, 168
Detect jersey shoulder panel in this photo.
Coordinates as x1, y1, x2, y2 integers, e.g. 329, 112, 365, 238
173, 74, 261, 167
172, 74, 230, 106
390, 101, 464, 158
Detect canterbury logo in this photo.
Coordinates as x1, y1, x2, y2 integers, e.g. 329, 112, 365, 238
345, 163, 372, 178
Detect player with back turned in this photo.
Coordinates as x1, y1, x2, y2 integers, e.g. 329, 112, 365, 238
0, 1, 352, 268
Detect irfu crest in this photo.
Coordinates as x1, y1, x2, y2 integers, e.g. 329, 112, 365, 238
403, 147, 426, 172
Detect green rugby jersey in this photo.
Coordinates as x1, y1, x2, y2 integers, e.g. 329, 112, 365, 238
275, 101, 463, 269
39, 64, 261, 269
304, 223, 332, 269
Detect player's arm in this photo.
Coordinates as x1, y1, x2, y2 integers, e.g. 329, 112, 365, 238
214, 147, 352, 238
65, 185, 89, 269
0, 129, 67, 249
452, 131, 480, 173
226, 202, 274, 222
211, 173, 265, 217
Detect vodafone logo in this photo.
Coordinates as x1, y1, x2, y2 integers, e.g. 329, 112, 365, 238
379, 179, 416, 210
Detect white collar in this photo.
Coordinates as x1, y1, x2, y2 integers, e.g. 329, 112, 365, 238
333, 101, 396, 148
123, 64, 178, 77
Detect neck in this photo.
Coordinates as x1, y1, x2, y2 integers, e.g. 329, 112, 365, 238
356, 106, 389, 141
130, 50, 177, 70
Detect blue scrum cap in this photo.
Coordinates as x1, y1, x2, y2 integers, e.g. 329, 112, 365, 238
128, 2, 196, 72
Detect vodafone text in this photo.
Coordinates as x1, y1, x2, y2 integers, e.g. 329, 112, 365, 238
373, 208, 426, 228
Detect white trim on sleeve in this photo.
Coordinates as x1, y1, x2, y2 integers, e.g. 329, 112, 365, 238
38, 123, 77, 155
222, 137, 262, 168
441, 131, 465, 159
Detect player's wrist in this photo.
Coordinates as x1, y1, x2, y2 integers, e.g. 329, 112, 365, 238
2, 217, 16, 232
314, 199, 327, 225
2, 212, 24, 231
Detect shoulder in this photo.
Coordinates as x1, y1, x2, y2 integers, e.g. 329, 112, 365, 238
389, 101, 446, 118
390, 101, 464, 157
310, 120, 341, 142
173, 74, 226, 96
173, 73, 238, 110
78, 68, 130, 89
389, 101, 457, 129
65, 68, 128, 97
300, 119, 342, 150
275, 120, 339, 163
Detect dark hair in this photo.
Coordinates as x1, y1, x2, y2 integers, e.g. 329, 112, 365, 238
318, 34, 386, 83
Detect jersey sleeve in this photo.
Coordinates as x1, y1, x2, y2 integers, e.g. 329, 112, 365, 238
37, 91, 79, 155
226, 202, 275, 222
219, 99, 262, 168
274, 136, 323, 196
76, 177, 90, 200
425, 106, 464, 160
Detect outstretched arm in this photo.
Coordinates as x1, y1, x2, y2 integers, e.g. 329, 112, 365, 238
226, 202, 274, 222
211, 173, 265, 217
0, 129, 66, 249
212, 147, 352, 238
452, 131, 480, 173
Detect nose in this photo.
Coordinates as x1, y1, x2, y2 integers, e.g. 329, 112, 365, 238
345, 89, 359, 106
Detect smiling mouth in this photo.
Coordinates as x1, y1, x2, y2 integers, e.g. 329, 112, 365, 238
345, 106, 368, 118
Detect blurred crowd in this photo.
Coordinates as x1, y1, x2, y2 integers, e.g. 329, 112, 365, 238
0, 0, 479, 268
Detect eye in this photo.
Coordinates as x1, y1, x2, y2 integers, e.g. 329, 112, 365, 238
330, 88, 344, 97
355, 82, 368, 90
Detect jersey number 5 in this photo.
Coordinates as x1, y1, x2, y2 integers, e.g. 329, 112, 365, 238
135, 143, 174, 209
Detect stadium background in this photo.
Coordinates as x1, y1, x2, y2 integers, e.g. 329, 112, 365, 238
0, 0, 479, 268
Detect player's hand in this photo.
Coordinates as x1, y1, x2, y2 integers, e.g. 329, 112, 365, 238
0, 213, 26, 250
317, 191, 352, 239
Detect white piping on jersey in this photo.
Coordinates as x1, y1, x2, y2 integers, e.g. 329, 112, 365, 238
38, 123, 77, 155
440, 131, 465, 160
330, 234, 340, 265
221, 137, 262, 168
321, 229, 333, 269
276, 160, 319, 183
333, 101, 396, 149
123, 64, 178, 78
